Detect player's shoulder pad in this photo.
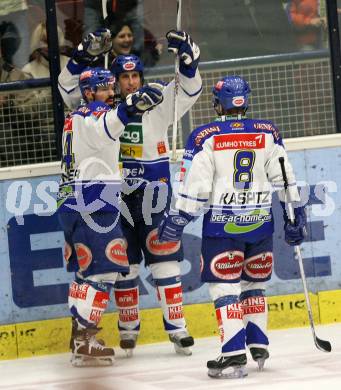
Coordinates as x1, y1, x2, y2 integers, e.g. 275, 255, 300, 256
183, 121, 221, 161
190, 122, 222, 149
249, 118, 283, 145
74, 101, 111, 118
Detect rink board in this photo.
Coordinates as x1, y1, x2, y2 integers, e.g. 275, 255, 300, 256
1, 140, 341, 359
0, 289, 340, 360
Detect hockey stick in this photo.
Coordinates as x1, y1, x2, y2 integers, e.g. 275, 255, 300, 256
279, 157, 331, 353
171, 0, 182, 162
102, 0, 109, 69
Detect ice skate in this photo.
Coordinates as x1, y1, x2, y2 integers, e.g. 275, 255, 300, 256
71, 327, 115, 367
250, 347, 269, 371
119, 333, 138, 357
207, 353, 247, 379
169, 331, 194, 356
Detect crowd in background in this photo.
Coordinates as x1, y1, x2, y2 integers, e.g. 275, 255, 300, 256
0, 0, 339, 168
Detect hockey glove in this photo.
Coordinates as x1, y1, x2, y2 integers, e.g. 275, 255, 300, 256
281, 202, 307, 246
166, 30, 200, 78
125, 85, 164, 115
72, 28, 112, 64
158, 210, 194, 242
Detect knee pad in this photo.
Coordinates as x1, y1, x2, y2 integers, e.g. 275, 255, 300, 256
208, 282, 241, 302
149, 261, 181, 279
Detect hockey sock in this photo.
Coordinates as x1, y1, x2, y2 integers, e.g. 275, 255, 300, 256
214, 295, 245, 356
240, 289, 269, 349
154, 275, 187, 333
114, 277, 140, 334
68, 278, 111, 329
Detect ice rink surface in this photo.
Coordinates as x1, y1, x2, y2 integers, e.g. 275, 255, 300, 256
0, 323, 340, 390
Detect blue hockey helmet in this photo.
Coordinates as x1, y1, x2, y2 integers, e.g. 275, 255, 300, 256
79, 67, 115, 99
110, 54, 144, 79
212, 76, 251, 112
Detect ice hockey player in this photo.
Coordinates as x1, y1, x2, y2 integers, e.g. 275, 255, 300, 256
158, 76, 307, 378
58, 29, 202, 357
57, 66, 163, 366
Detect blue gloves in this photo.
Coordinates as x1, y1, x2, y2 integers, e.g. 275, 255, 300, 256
158, 210, 194, 242
117, 85, 164, 124
125, 85, 163, 114
166, 30, 200, 78
281, 202, 307, 246
73, 28, 112, 64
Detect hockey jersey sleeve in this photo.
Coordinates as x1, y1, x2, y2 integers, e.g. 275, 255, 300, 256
148, 69, 202, 131
264, 125, 301, 203
175, 132, 214, 214
58, 58, 85, 109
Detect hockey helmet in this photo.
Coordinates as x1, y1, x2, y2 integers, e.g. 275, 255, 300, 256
79, 67, 115, 99
110, 54, 144, 79
212, 76, 251, 112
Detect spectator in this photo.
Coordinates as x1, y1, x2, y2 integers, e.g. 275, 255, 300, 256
83, 0, 160, 67
105, 17, 162, 68
287, 0, 327, 50
0, 1, 30, 67
22, 21, 70, 79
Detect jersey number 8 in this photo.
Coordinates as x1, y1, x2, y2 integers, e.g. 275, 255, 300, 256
233, 150, 255, 190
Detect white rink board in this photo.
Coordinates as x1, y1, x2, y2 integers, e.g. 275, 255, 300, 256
0, 324, 340, 389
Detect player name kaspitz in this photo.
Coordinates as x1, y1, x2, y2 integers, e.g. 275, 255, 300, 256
219, 191, 270, 205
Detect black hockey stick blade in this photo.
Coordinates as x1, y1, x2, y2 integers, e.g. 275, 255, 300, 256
315, 336, 332, 352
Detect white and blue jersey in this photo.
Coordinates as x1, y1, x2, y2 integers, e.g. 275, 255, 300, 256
176, 116, 300, 242
57, 101, 127, 213
58, 59, 202, 191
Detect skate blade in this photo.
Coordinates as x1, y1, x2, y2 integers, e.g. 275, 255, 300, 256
256, 358, 266, 371
208, 365, 247, 379
123, 348, 134, 358
71, 354, 114, 367
174, 343, 192, 356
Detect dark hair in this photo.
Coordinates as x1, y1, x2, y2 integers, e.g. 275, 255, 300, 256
104, 16, 134, 39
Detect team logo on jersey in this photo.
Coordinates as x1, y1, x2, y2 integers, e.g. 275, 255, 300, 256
214, 133, 265, 150
157, 141, 167, 155
120, 144, 143, 158
121, 125, 143, 144
75, 243, 92, 271
146, 229, 181, 255
223, 209, 271, 235
105, 238, 128, 266
231, 122, 243, 128
123, 61, 136, 71
210, 251, 244, 280
232, 96, 245, 107
244, 252, 273, 279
